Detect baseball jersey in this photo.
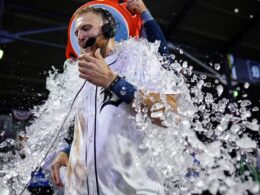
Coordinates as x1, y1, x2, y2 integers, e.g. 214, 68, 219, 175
65, 39, 165, 195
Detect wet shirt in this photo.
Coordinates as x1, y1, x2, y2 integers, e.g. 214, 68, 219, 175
65, 39, 165, 195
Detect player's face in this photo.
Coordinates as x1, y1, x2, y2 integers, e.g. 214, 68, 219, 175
75, 12, 104, 53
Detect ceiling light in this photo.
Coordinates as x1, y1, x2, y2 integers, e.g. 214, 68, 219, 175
0, 49, 4, 60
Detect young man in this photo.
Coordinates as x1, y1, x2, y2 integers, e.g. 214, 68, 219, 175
51, 1, 176, 194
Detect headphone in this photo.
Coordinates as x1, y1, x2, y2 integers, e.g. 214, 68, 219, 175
98, 8, 117, 39
82, 8, 117, 48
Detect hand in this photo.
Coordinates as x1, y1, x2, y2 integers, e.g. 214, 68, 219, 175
78, 49, 116, 88
51, 152, 69, 187
126, 0, 147, 15
140, 92, 178, 127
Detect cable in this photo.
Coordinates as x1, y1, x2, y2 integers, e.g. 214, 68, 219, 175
94, 86, 100, 195
19, 80, 87, 195
92, 35, 114, 195
21, 29, 119, 194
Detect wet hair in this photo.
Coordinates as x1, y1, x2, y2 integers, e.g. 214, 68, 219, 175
74, 6, 116, 28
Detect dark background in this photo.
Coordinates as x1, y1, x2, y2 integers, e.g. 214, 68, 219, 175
0, 0, 259, 116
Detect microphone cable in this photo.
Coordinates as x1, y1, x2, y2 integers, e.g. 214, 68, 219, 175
94, 86, 100, 195
19, 80, 87, 195
92, 38, 110, 195
20, 21, 121, 194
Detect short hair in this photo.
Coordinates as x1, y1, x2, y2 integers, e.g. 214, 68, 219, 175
74, 7, 117, 38
74, 6, 116, 26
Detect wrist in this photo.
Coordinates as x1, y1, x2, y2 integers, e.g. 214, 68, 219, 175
60, 151, 69, 157
105, 72, 117, 88
105, 75, 137, 104
140, 7, 148, 14
141, 10, 154, 22
61, 145, 71, 156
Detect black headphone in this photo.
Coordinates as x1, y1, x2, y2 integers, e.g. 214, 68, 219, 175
99, 8, 117, 38
82, 8, 117, 49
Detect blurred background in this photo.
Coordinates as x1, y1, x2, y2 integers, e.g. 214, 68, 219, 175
0, 0, 259, 147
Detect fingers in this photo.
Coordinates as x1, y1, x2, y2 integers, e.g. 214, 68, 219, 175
128, 0, 136, 6
127, 1, 137, 11
78, 69, 94, 80
94, 48, 103, 60
78, 53, 98, 64
78, 48, 107, 80
128, 0, 137, 5
50, 153, 69, 187
127, 0, 147, 14
78, 61, 96, 79
78, 61, 95, 70
78, 49, 103, 69
51, 163, 63, 187
78, 48, 103, 62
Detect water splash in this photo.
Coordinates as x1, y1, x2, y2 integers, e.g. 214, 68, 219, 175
123, 39, 259, 194
0, 38, 259, 195
0, 60, 84, 194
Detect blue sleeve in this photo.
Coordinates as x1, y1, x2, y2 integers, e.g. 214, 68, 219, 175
141, 10, 154, 23
141, 11, 170, 56
143, 20, 170, 56
61, 145, 71, 156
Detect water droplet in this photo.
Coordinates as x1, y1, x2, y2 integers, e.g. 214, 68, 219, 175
205, 93, 214, 104
199, 105, 206, 112
240, 100, 251, 107
214, 63, 221, 70
201, 75, 207, 80
245, 120, 259, 131
236, 136, 257, 149
230, 124, 240, 134
0, 131, 5, 137
171, 62, 182, 72
0, 141, 7, 148
216, 85, 223, 97
234, 8, 239, 13
197, 80, 204, 89
244, 82, 250, 89
194, 121, 204, 132
228, 103, 238, 113
182, 61, 188, 68
203, 82, 211, 88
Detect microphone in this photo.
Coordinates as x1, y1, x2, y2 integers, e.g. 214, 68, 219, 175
83, 32, 103, 49
82, 23, 119, 49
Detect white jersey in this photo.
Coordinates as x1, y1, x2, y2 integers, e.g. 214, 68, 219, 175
65, 39, 165, 195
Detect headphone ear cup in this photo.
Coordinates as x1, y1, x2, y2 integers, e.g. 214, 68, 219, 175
102, 23, 116, 38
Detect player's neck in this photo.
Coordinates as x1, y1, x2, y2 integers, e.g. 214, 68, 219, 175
102, 39, 116, 57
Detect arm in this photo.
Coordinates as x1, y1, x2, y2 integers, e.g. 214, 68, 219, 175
50, 121, 73, 187
51, 151, 69, 187
61, 144, 71, 156
78, 50, 178, 127
127, 0, 170, 56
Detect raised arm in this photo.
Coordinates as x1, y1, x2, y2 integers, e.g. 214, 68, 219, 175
127, 0, 170, 56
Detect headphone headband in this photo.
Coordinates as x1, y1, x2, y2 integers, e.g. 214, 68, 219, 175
97, 8, 117, 38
